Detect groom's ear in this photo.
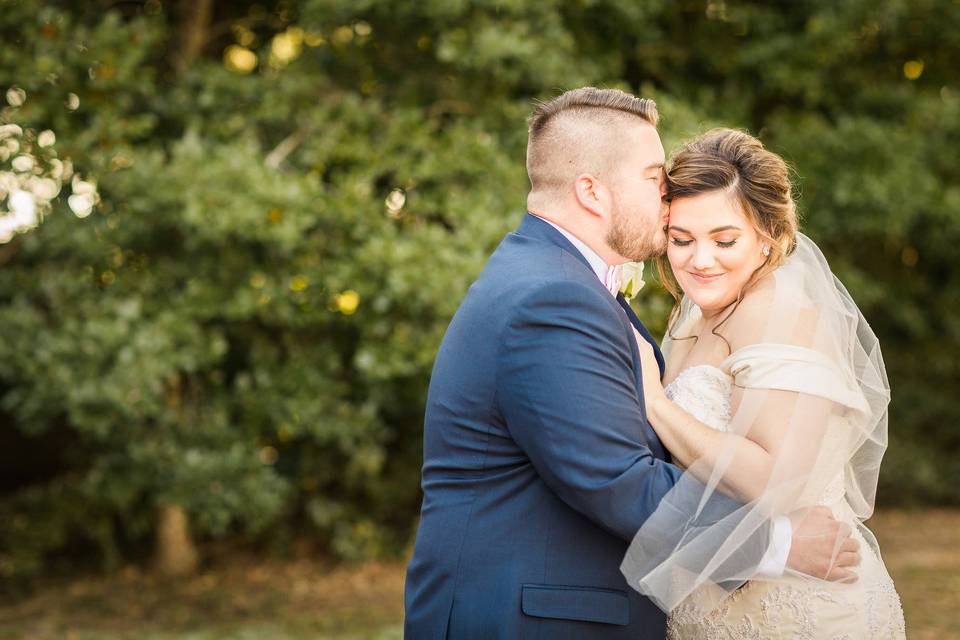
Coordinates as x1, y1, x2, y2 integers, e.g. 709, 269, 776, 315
573, 173, 611, 220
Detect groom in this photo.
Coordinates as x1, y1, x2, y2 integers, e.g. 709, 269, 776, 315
404, 88, 857, 639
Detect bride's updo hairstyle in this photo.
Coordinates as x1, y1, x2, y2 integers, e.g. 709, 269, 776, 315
658, 128, 799, 333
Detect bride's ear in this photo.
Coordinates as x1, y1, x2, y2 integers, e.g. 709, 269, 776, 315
573, 173, 611, 220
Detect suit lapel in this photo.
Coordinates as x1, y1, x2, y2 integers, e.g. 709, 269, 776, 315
616, 293, 671, 462
616, 294, 665, 378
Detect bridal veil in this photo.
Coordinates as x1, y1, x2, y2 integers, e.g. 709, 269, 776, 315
620, 233, 891, 613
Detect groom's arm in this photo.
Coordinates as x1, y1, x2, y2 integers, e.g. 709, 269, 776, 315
496, 279, 683, 541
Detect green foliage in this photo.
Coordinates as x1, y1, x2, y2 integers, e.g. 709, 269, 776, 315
0, 0, 957, 582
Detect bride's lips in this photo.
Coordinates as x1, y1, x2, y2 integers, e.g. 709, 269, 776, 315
688, 271, 724, 284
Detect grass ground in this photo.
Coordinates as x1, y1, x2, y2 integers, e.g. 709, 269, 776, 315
869, 509, 960, 639
0, 509, 956, 639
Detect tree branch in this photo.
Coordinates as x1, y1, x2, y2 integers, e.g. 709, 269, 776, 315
265, 124, 313, 169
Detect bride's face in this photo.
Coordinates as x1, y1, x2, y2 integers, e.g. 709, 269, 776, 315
666, 190, 767, 316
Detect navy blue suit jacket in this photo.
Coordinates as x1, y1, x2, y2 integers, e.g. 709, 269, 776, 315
404, 214, 684, 639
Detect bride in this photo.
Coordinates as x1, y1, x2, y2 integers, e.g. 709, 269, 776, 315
620, 128, 906, 638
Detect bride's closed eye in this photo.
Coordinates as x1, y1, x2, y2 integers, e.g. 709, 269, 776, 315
669, 237, 739, 248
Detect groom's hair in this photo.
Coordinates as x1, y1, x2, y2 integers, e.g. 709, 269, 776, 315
526, 87, 659, 193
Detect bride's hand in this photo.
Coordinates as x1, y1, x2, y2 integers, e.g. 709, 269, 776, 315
632, 328, 666, 408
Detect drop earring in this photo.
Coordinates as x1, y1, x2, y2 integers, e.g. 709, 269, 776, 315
762, 245, 771, 257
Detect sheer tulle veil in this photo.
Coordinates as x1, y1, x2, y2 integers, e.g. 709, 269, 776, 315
620, 232, 891, 613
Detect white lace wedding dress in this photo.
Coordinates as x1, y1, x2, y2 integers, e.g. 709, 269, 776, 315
661, 352, 906, 639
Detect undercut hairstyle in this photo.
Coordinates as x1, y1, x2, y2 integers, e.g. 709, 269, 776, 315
526, 87, 659, 194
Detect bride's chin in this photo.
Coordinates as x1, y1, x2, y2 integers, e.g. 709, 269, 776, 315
685, 291, 733, 314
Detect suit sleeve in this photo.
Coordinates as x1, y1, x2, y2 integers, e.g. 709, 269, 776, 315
495, 279, 682, 541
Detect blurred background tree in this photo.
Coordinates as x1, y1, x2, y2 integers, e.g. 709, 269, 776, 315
0, 0, 957, 586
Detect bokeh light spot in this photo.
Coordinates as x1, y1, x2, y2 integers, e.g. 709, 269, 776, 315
6, 86, 26, 107
225, 45, 257, 73
335, 290, 360, 315
259, 446, 279, 465
903, 60, 924, 80
290, 275, 309, 291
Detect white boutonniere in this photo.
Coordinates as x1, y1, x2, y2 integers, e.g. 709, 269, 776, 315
620, 261, 646, 301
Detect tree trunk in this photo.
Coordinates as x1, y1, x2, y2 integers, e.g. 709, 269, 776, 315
172, 0, 214, 76
154, 503, 199, 576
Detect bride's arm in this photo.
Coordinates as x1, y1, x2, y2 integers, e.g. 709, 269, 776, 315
636, 332, 832, 505
651, 387, 831, 505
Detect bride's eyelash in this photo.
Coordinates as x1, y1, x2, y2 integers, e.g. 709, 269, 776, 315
669, 238, 738, 248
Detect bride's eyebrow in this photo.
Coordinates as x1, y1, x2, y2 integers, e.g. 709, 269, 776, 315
708, 225, 741, 233
667, 225, 742, 234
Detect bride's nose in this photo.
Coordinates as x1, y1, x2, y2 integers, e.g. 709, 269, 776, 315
691, 242, 716, 270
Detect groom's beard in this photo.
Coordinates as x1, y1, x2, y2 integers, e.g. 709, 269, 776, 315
606, 203, 666, 262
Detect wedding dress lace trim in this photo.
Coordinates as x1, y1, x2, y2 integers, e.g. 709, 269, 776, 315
664, 365, 732, 433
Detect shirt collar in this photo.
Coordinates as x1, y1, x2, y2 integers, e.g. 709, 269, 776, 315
531, 214, 610, 283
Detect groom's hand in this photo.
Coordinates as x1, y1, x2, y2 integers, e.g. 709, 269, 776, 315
786, 506, 861, 582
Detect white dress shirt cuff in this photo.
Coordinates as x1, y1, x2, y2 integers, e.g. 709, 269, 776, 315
756, 515, 792, 578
